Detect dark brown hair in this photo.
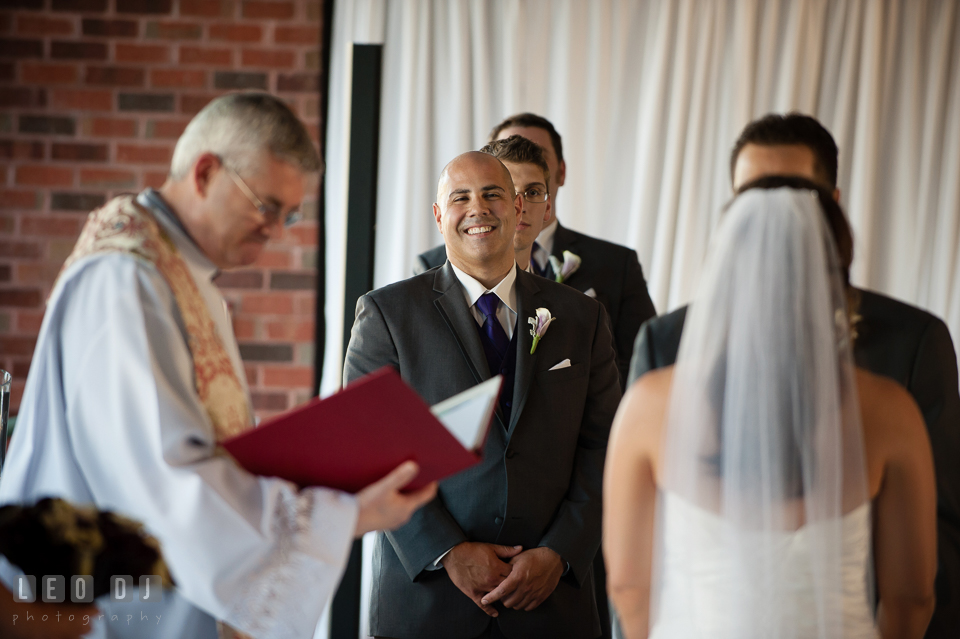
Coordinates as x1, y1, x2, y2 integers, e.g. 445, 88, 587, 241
735, 175, 853, 287
730, 113, 839, 189
479, 135, 551, 187
489, 113, 564, 165
0, 497, 173, 598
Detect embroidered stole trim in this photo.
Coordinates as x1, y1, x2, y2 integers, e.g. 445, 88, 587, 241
58, 195, 251, 441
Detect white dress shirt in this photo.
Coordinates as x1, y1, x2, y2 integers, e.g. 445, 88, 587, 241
531, 219, 559, 272
449, 261, 518, 339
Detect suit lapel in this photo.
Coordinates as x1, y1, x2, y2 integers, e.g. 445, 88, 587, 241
544, 259, 556, 282
551, 222, 578, 256
508, 270, 542, 436
433, 263, 489, 385
550, 222, 585, 288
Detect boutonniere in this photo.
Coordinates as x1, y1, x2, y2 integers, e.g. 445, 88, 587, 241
548, 250, 581, 283
528, 307, 556, 354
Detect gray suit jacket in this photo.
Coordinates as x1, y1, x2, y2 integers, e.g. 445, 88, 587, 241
629, 288, 960, 639
344, 264, 621, 639
416, 223, 656, 391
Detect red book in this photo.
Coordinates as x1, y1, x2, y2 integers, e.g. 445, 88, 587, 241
223, 367, 501, 493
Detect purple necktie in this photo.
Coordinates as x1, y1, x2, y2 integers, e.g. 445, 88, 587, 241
476, 292, 510, 371
530, 241, 547, 277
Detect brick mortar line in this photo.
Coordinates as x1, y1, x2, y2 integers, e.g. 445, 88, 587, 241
2, 5, 320, 22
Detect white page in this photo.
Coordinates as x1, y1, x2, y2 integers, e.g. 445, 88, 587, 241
430, 376, 502, 450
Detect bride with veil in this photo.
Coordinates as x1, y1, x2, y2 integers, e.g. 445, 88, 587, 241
604, 182, 937, 639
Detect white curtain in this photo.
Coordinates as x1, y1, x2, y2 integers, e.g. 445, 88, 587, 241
323, 0, 960, 396
321, 1, 960, 635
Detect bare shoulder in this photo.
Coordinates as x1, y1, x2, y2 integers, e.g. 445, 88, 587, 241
622, 367, 673, 425
856, 368, 927, 447
609, 366, 673, 462
630, 366, 674, 399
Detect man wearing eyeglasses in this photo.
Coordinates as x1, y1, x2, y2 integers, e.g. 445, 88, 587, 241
0, 92, 436, 639
477, 135, 554, 273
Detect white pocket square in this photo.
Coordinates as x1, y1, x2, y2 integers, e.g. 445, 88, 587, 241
583, 287, 597, 298
549, 359, 571, 371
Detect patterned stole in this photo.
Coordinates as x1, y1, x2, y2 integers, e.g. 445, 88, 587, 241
57, 195, 251, 442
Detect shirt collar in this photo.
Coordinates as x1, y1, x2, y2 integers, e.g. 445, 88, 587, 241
136, 188, 219, 282
536, 219, 558, 255
449, 261, 518, 314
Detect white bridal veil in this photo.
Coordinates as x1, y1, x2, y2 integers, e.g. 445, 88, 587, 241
653, 188, 872, 638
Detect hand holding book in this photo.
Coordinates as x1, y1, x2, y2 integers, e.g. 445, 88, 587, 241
224, 368, 502, 493
354, 460, 437, 537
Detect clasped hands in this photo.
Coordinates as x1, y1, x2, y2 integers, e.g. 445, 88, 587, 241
441, 541, 564, 616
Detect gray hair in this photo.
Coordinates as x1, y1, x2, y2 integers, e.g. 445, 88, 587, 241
169, 92, 322, 179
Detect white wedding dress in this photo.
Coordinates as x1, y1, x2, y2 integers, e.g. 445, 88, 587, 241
647, 189, 878, 639
650, 492, 878, 639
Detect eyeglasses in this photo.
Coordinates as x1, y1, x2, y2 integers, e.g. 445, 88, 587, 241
223, 163, 302, 227
519, 188, 549, 204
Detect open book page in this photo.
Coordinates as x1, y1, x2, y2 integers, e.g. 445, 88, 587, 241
430, 376, 502, 451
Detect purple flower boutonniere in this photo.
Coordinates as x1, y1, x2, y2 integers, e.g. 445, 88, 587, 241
548, 250, 581, 283
528, 307, 556, 354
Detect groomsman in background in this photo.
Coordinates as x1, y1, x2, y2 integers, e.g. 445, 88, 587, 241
629, 112, 960, 639
478, 135, 554, 273
346, 151, 621, 638
418, 113, 656, 393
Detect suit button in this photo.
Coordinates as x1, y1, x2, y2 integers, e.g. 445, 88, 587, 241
505, 401, 511, 407
506, 449, 516, 458
495, 516, 503, 524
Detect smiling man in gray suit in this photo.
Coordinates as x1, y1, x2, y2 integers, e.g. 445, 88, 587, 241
417, 114, 656, 393
344, 151, 621, 639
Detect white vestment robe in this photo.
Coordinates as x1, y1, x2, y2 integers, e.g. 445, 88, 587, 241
0, 192, 357, 638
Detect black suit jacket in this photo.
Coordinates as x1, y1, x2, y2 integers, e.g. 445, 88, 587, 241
344, 264, 621, 639
629, 288, 960, 638
416, 223, 656, 390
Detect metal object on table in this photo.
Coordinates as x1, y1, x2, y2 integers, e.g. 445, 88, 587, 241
0, 370, 10, 476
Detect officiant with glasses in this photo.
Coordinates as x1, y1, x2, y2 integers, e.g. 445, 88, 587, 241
0, 92, 436, 639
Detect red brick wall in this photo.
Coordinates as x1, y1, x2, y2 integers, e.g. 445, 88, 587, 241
0, 0, 324, 420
